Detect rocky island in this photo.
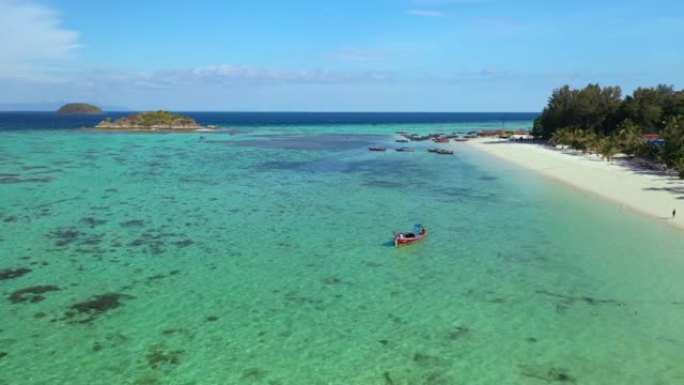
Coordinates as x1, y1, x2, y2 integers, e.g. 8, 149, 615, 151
94, 111, 209, 131
57, 103, 103, 115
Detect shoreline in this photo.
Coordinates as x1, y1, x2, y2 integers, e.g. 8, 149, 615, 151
461, 138, 684, 231
85, 126, 218, 133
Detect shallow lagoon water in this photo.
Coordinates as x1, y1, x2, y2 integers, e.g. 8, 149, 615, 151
1, 120, 684, 385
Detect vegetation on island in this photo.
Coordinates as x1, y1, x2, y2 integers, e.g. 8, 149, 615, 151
532, 84, 684, 177
95, 110, 204, 131
57, 103, 103, 115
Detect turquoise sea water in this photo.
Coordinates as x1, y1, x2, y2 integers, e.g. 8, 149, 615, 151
1, 119, 684, 385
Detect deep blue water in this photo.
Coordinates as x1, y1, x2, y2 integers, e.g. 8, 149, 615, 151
0, 112, 538, 131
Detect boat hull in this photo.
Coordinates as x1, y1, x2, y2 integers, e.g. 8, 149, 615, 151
394, 228, 428, 247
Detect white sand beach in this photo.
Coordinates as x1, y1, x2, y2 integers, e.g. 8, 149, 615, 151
464, 138, 684, 230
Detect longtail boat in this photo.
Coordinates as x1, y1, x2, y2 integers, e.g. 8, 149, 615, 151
394, 225, 428, 247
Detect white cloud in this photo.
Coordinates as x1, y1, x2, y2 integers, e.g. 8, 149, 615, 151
0, 64, 396, 110
187, 65, 392, 84
0, 0, 80, 80
408, 9, 448, 17
65, 65, 394, 89
417, 66, 510, 83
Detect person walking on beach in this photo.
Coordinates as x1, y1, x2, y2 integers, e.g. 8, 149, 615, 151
673, 209, 677, 219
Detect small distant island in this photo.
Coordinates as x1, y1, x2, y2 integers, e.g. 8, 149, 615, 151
57, 103, 103, 115
94, 110, 210, 131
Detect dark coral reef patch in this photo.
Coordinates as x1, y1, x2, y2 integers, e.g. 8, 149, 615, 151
120, 219, 145, 228
64, 293, 134, 324
127, 229, 193, 255
242, 368, 269, 381
9, 285, 60, 304
146, 345, 184, 369
0, 175, 53, 184
0, 267, 31, 280
80, 217, 107, 228
519, 365, 577, 384
47, 227, 84, 247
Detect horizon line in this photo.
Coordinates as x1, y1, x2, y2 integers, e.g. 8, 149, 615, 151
0, 110, 541, 114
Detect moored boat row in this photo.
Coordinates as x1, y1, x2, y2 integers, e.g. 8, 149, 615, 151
394, 129, 530, 143
371, 128, 532, 155
426, 148, 454, 155
370, 147, 453, 155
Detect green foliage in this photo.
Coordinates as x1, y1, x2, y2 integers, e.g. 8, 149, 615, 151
615, 119, 643, 156
660, 115, 684, 168
633, 141, 658, 159
536, 84, 684, 177
596, 136, 619, 162
550, 127, 571, 148
532, 84, 622, 139
536, 84, 684, 138
57, 103, 103, 114
617, 85, 676, 132
676, 158, 684, 179
664, 91, 684, 118
109, 110, 198, 128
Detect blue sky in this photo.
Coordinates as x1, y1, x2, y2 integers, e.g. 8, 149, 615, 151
0, 0, 682, 111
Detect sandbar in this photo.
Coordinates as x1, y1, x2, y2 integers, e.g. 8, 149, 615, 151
463, 138, 684, 231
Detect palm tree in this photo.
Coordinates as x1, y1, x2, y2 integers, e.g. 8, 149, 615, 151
551, 127, 574, 151
583, 131, 601, 155
569, 128, 590, 154
616, 119, 643, 155
660, 115, 684, 168
598, 136, 619, 162
675, 157, 684, 179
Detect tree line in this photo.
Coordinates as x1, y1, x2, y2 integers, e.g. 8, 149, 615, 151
531, 84, 684, 177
